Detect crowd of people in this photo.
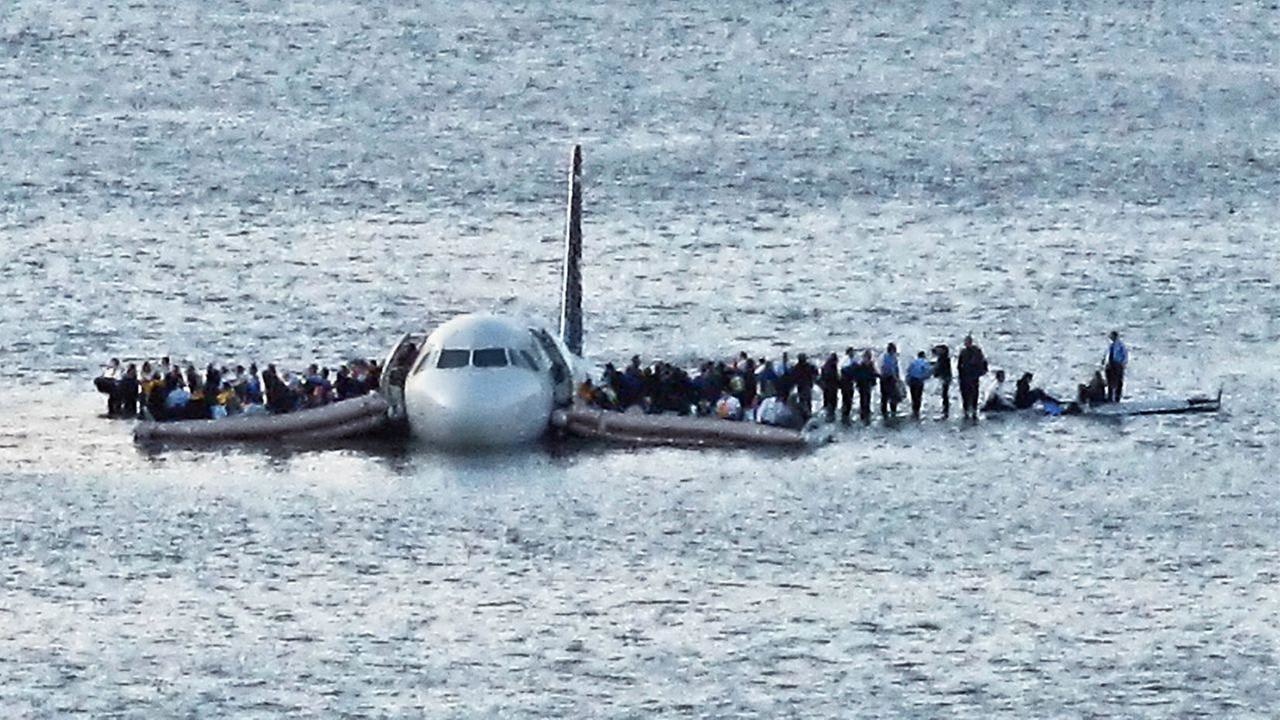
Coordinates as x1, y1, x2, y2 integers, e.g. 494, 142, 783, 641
94, 356, 382, 422
95, 332, 1133, 431
579, 332, 1130, 428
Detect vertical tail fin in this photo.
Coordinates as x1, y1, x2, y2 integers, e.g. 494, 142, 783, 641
559, 144, 584, 356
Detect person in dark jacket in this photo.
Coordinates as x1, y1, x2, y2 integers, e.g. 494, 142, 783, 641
838, 347, 857, 423
146, 374, 172, 421
957, 335, 988, 419
932, 344, 953, 417
878, 343, 902, 417
819, 353, 840, 422
1014, 372, 1060, 409
335, 366, 361, 401
791, 353, 818, 420
1077, 370, 1108, 405
263, 364, 293, 414
185, 364, 203, 397
116, 364, 140, 418
851, 350, 879, 423
95, 358, 121, 416
741, 357, 758, 412
203, 364, 222, 405
1104, 330, 1128, 402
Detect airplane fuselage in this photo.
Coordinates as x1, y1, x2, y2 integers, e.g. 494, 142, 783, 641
396, 314, 575, 447
384, 146, 585, 448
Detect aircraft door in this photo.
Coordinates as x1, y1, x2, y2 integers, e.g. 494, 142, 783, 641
532, 329, 574, 407
380, 332, 428, 424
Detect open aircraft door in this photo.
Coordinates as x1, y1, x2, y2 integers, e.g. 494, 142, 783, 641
380, 331, 428, 427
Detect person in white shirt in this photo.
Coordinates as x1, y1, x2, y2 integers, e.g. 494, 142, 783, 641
755, 391, 800, 429
982, 369, 1015, 412
755, 394, 782, 425
95, 358, 122, 415
715, 389, 743, 421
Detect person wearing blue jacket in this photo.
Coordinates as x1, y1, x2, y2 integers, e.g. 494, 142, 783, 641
1104, 330, 1128, 402
906, 352, 933, 419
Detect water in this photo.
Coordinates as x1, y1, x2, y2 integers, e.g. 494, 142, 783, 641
2, 1, 1279, 716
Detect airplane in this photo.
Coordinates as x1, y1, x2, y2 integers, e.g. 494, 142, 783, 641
130, 146, 811, 450
130, 144, 1219, 450
376, 146, 587, 447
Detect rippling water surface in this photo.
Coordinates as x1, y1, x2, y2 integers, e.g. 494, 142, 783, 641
2, 1, 1278, 716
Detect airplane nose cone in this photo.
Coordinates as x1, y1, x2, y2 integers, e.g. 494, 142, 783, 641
407, 372, 550, 447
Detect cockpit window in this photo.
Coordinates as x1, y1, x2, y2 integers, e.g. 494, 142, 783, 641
409, 345, 437, 377
519, 350, 541, 371
437, 349, 470, 369
472, 348, 508, 368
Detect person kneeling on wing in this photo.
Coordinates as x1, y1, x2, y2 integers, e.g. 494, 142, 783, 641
1077, 370, 1108, 405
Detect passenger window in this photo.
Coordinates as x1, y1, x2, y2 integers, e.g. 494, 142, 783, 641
472, 348, 508, 368
437, 349, 470, 369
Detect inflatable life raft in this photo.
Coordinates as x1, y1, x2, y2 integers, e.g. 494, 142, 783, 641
133, 394, 391, 443
553, 405, 809, 448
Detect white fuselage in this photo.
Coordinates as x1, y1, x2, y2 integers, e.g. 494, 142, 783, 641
400, 314, 572, 447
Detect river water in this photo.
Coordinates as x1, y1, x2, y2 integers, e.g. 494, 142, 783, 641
2, 1, 1278, 716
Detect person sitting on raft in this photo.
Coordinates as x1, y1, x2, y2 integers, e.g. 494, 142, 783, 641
577, 377, 617, 411
714, 388, 743, 421
262, 364, 302, 414
163, 374, 195, 419
1013, 372, 1061, 410
755, 389, 803, 429
334, 365, 361, 401
981, 369, 1016, 412
303, 365, 334, 407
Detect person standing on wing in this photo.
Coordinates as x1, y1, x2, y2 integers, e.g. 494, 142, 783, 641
957, 334, 988, 419
1104, 330, 1128, 402
838, 347, 858, 424
906, 351, 932, 419
819, 353, 840, 422
852, 350, 879, 424
879, 343, 902, 417
931, 344, 953, 418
